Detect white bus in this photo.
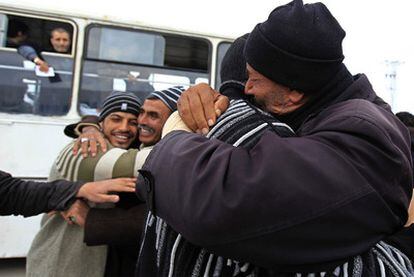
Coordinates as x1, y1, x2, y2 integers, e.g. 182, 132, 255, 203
0, 1, 233, 259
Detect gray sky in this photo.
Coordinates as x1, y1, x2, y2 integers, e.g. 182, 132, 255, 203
3, 0, 414, 113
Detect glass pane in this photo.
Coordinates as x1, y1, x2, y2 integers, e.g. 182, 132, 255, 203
86, 26, 209, 71
87, 27, 165, 65
79, 60, 208, 116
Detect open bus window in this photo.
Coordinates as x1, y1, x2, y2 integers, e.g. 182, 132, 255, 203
2, 14, 74, 54
0, 13, 75, 116
79, 25, 210, 116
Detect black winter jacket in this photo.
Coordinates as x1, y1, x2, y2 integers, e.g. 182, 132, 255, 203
137, 74, 413, 272
0, 170, 82, 216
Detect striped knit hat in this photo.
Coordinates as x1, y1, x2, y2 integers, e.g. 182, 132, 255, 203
146, 86, 185, 112
98, 91, 142, 122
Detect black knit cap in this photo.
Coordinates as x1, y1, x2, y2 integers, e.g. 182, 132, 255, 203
146, 86, 185, 112
245, 0, 346, 94
219, 33, 249, 99
98, 91, 142, 122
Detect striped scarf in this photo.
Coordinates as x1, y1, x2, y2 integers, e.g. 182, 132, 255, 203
136, 99, 414, 277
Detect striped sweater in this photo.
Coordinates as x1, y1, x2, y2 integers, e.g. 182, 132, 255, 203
26, 142, 151, 277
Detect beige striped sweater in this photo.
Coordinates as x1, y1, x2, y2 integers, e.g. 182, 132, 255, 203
26, 141, 151, 277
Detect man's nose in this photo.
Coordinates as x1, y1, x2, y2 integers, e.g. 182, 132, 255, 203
138, 114, 148, 125
119, 120, 129, 130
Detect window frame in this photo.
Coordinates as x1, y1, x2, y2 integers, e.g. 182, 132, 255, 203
83, 23, 212, 74
215, 40, 232, 89
0, 9, 77, 58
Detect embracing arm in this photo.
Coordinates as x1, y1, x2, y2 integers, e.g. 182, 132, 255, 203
0, 170, 136, 217
84, 203, 147, 247
0, 170, 82, 216
138, 108, 412, 268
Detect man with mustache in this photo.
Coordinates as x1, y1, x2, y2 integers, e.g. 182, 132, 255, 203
27, 87, 184, 277
27, 91, 147, 277
138, 86, 185, 147
137, 0, 413, 275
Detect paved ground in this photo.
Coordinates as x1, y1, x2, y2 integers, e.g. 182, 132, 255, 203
0, 258, 25, 277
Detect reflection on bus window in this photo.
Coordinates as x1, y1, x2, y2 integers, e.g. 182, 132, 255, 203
149, 74, 190, 91
195, 77, 209, 85
0, 13, 74, 116
88, 27, 165, 65
79, 25, 210, 116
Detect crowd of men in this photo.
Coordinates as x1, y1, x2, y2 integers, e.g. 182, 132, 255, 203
1, 0, 414, 276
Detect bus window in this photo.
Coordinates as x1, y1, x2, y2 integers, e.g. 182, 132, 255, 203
79, 25, 210, 115
0, 13, 74, 115
215, 41, 231, 89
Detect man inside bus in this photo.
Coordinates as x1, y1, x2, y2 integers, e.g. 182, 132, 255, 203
6, 19, 49, 72
48, 27, 71, 54
136, 0, 414, 275
8, 25, 72, 75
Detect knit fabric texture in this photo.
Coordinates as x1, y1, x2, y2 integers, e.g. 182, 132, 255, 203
26, 142, 152, 277
245, 0, 345, 94
136, 99, 294, 276
146, 86, 185, 112
98, 91, 142, 122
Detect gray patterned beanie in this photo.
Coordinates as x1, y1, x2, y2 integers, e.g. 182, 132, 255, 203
146, 86, 185, 112
98, 91, 142, 122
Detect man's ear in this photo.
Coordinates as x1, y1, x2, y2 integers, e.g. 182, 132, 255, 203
288, 90, 306, 105
280, 89, 307, 114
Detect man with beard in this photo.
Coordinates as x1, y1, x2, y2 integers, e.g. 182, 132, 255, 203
137, 86, 185, 147
26, 91, 147, 277
136, 0, 413, 275
73, 86, 186, 153
28, 87, 184, 277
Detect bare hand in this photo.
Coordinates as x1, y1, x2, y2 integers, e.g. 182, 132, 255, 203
177, 83, 229, 134
61, 200, 89, 227
34, 57, 49, 73
77, 177, 136, 203
73, 126, 107, 157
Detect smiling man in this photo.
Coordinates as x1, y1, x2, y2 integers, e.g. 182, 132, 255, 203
138, 86, 184, 147
26, 91, 144, 277
98, 92, 140, 149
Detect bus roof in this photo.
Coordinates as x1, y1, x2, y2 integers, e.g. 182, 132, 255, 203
0, 0, 278, 39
